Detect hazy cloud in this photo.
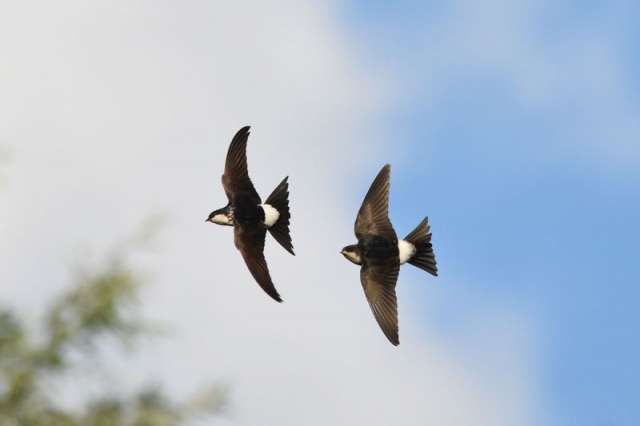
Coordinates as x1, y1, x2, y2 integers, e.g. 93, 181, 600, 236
0, 1, 537, 425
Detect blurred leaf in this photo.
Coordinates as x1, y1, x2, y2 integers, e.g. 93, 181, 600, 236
132, 387, 176, 426
183, 383, 229, 418
0, 220, 227, 425
84, 398, 125, 426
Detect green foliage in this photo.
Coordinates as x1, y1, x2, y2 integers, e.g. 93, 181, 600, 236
0, 230, 226, 425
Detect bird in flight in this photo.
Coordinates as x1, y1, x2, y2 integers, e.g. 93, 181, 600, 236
206, 126, 294, 302
340, 164, 437, 345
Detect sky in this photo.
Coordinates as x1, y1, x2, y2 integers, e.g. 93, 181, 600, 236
1, 1, 639, 425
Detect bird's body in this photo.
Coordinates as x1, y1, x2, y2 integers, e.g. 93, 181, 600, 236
341, 164, 437, 345
206, 126, 294, 302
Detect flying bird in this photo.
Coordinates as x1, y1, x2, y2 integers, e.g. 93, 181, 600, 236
206, 126, 294, 302
340, 164, 437, 345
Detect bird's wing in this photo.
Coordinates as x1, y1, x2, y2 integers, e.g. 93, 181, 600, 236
360, 262, 400, 345
354, 164, 396, 240
221, 126, 261, 204
234, 226, 282, 302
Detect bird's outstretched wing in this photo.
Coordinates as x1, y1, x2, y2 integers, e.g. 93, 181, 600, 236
354, 164, 396, 241
234, 226, 282, 302
360, 262, 400, 345
222, 126, 261, 204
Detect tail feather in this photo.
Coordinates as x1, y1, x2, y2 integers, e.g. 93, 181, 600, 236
404, 217, 438, 276
265, 176, 295, 255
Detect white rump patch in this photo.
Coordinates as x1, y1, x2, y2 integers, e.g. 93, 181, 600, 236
261, 204, 280, 227
398, 240, 416, 264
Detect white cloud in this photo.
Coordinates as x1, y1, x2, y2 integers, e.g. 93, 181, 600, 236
378, 0, 640, 173
0, 1, 536, 425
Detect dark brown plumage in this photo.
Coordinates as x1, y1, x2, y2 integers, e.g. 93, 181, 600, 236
341, 164, 437, 345
207, 126, 293, 302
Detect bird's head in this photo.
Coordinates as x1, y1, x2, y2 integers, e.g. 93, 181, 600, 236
340, 245, 362, 265
206, 206, 234, 226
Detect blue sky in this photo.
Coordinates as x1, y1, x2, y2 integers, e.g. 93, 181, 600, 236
1, 1, 638, 425
343, 0, 640, 424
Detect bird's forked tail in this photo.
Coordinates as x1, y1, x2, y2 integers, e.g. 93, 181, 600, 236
265, 176, 295, 255
404, 217, 438, 276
